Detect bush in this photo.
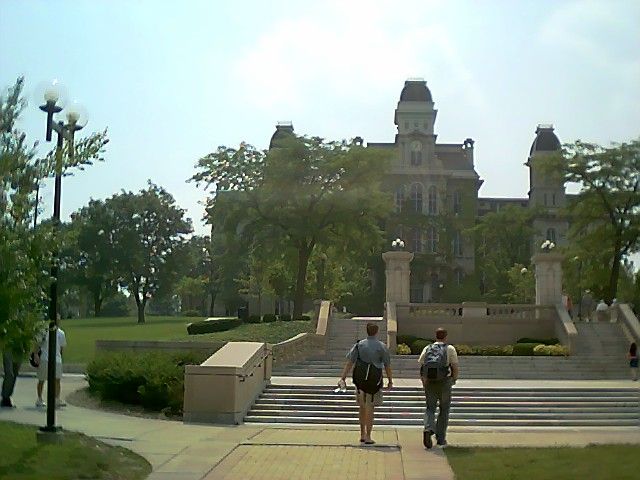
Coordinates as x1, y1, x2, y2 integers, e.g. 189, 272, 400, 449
454, 344, 474, 355
279, 314, 292, 322
473, 345, 506, 356
245, 315, 262, 324
262, 314, 277, 323
86, 351, 207, 414
534, 344, 569, 356
186, 317, 241, 335
410, 339, 432, 355
294, 315, 311, 321
396, 343, 412, 355
183, 310, 201, 317
502, 345, 514, 355
512, 342, 542, 356
517, 337, 559, 345
100, 294, 130, 317
397, 335, 418, 346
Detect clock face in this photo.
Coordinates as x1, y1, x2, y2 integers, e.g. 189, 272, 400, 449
411, 141, 422, 152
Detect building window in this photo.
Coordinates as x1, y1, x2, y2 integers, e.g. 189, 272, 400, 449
410, 282, 424, 303
410, 141, 422, 165
410, 183, 423, 213
453, 230, 463, 257
412, 228, 423, 253
455, 269, 464, 286
546, 228, 556, 242
395, 185, 405, 213
428, 186, 437, 215
453, 190, 462, 214
427, 226, 438, 253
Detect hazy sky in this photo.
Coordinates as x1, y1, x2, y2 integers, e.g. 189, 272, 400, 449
2, 0, 639, 235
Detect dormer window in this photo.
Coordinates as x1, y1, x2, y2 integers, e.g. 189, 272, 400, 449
410, 141, 422, 165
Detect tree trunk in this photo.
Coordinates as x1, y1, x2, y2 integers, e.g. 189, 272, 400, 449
134, 293, 146, 324
209, 291, 217, 317
93, 289, 102, 317
293, 242, 314, 320
608, 245, 623, 304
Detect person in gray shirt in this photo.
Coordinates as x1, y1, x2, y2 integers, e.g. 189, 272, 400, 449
340, 323, 392, 444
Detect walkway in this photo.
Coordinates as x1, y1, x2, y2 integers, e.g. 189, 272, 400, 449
1, 375, 640, 480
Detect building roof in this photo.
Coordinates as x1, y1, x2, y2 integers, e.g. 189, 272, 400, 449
400, 79, 433, 102
530, 125, 561, 155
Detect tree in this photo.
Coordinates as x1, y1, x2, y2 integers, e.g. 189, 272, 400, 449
544, 139, 640, 302
470, 205, 537, 301
109, 182, 192, 324
193, 136, 392, 319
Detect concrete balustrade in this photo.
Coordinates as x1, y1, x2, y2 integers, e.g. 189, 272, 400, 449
554, 304, 578, 353
385, 302, 398, 351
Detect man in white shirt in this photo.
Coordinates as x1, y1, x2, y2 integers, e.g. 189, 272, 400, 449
418, 328, 458, 449
34, 325, 67, 408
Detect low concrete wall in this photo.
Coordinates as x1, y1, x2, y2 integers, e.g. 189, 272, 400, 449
385, 302, 397, 351
554, 304, 578, 353
183, 342, 271, 425
95, 340, 225, 356
398, 303, 557, 345
618, 303, 640, 345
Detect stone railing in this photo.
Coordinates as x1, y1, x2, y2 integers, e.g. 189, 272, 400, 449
183, 342, 271, 424
385, 302, 398, 351
554, 304, 578, 353
408, 303, 462, 317
486, 304, 538, 320
270, 300, 331, 367
617, 303, 640, 345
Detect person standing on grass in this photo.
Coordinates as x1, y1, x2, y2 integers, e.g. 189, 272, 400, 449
339, 322, 392, 445
419, 328, 458, 449
1, 339, 25, 408
629, 343, 638, 381
34, 321, 67, 408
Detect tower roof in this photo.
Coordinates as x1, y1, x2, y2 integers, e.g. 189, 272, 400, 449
400, 79, 433, 102
530, 124, 561, 155
269, 121, 294, 149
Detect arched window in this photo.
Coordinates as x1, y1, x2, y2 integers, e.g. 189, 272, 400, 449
453, 230, 463, 256
453, 190, 462, 214
410, 183, 423, 213
410, 141, 422, 166
394, 185, 405, 213
428, 186, 437, 215
427, 226, 438, 253
546, 228, 556, 242
412, 228, 423, 253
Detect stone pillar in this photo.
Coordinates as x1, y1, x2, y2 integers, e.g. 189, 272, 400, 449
532, 252, 563, 306
382, 251, 414, 303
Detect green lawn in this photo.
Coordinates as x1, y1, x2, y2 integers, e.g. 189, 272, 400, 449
446, 445, 640, 480
0, 421, 151, 480
61, 316, 313, 363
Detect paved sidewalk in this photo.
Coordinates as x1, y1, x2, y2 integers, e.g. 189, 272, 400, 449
1, 375, 639, 479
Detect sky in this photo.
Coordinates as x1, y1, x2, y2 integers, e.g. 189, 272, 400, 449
1, 0, 639, 235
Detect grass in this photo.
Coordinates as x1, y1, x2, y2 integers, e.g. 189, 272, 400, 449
446, 445, 640, 480
0, 420, 151, 480
61, 316, 313, 363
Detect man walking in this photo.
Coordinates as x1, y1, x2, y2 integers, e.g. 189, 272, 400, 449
419, 328, 458, 448
34, 323, 67, 408
1, 340, 24, 408
340, 322, 392, 445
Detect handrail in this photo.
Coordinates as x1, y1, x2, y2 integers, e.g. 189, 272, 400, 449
618, 304, 640, 344
554, 304, 578, 354
385, 301, 397, 351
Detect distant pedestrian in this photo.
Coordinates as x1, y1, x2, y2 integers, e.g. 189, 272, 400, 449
419, 328, 459, 449
34, 323, 67, 408
1, 339, 26, 408
596, 299, 608, 322
581, 290, 594, 321
629, 343, 638, 381
610, 298, 619, 323
339, 322, 393, 445
562, 292, 573, 318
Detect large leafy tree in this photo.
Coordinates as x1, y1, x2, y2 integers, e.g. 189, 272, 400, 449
108, 182, 192, 324
1, 77, 107, 352
545, 139, 640, 302
193, 135, 392, 319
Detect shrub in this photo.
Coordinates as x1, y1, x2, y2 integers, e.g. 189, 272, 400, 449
534, 344, 569, 356
454, 344, 474, 355
513, 342, 542, 356
396, 343, 412, 355
397, 335, 418, 346
245, 315, 262, 324
100, 294, 130, 317
410, 339, 432, 355
502, 345, 514, 355
186, 317, 241, 335
279, 314, 292, 322
86, 351, 207, 414
473, 345, 506, 356
517, 337, 559, 345
295, 315, 311, 321
262, 314, 277, 323
183, 309, 201, 317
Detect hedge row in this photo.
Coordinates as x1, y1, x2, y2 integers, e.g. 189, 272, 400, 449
86, 351, 208, 415
396, 342, 568, 356
186, 318, 241, 335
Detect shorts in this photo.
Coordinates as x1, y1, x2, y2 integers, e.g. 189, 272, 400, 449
630, 358, 638, 368
37, 361, 63, 381
355, 388, 383, 407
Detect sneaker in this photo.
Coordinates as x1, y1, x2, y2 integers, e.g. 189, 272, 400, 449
1, 398, 15, 408
55, 399, 66, 408
423, 430, 433, 449
437, 440, 448, 448
35, 399, 46, 408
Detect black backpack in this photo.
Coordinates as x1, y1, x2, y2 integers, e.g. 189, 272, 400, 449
420, 343, 449, 381
352, 341, 383, 395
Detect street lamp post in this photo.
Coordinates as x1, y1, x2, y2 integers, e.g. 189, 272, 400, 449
38, 81, 87, 437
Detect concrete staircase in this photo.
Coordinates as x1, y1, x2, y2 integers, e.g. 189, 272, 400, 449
246, 384, 640, 427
